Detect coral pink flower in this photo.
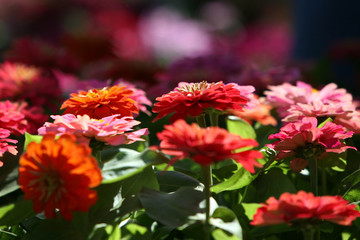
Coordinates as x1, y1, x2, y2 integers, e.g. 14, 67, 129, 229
0, 62, 62, 109
268, 117, 355, 172
229, 97, 277, 126
156, 119, 263, 173
251, 191, 360, 226
0, 100, 27, 135
152, 81, 254, 122
0, 128, 18, 165
38, 114, 148, 146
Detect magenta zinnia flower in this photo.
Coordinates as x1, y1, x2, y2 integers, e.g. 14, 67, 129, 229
156, 119, 263, 173
38, 114, 148, 146
0, 100, 27, 135
268, 117, 355, 172
152, 81, 255, 122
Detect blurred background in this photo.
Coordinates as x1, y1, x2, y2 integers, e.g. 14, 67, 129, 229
0, 0, 359, 98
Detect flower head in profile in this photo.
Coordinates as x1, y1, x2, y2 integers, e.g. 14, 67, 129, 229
0, 128, 18, 165
18, 133, 102, 220
251, 191, 360, 226
268, 117, 355, 172
61, 85, 139, 119
38, 114, 148, 146
156, 119, 263, 173
152, 81, 254, 122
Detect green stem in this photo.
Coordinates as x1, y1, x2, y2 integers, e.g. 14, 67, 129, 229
321, 168, 327, 195
209, 112, 219, 127
201, 165, 212, 240
196, 115, 207, 128
96, 151, 102, 163
302, 227, 314, 240
308, 157, 318, 196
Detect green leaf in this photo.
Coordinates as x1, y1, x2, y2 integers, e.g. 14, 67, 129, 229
101, 148, 169, 184
253, 168, 297, 202
211, 207, 242, 238
212, 229, 242, 240
211, 167, 256, 194
0, 198, 35, 227
24, 132, 43, 150
121, 223, 150, 240
121, 166, 159, 198
227, 116, 256, 139
338, 168, 360, 197
241, 203, 261, 220
0, 157, 20, 198
138, 187, 204, 228
155, 171, 203, 193
317, 117, 333, 128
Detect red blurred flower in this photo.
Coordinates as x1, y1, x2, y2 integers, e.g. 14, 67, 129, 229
268, 117, 355, 172
0, 100, 27, 136
18, 134, 102, 220
0, 62, 62, 110
251, 191, 360, 226
61, 85, 139, 119
152, 81, 252, 122
156, 119, 263, 173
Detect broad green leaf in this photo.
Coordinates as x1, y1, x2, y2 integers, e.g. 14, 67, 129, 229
101, 149, 168, 184
253, 168, 297, 202
211, 207, 242, 238
227, 116, 256, 139
338, 168, 360, 197
24, 132, 43, 150
254, 123, 277, 147
121, 223, 150, 240
0, 198, 35, 227
138, 187, 204, 228
241, 203, 261, 220
121, 166, 159, 198
0, 157, 20, 198
212, 229, 241, 240
155, 171, 203, 193
211, 167, 256, 194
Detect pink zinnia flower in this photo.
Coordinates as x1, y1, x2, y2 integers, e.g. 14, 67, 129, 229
251, 191, 360, 226
0, 128, 18, 165
156, 119, 263, 173
0, 100, 27, 135
152, 81, 254, 122
38, 114, 148, 146
268, 117, 356, 172
265, 81, 355, 119
268, 117, 355, 172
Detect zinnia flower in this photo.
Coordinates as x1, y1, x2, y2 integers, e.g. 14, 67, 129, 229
0, 100, 27, 135
268, 117, 355, 172
0, 62, 62, 110
251, 191, 360, 226
18, 133, 102, 220
60, 85, 139, 119
152, 81, 253, 122
0, 128, 18, 164
156, 119, 263, 173
38, 114, 148, 146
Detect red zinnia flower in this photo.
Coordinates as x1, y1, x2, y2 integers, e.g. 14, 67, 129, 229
251, 191, 360, 226
156, 119, 263, 173
61, 85, 139, 119
0, 128, 17, 164
152, 81, 252, 122
18, 134, 102, 220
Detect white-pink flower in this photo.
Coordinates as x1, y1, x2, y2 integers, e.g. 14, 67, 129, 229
38, 114, 149, 146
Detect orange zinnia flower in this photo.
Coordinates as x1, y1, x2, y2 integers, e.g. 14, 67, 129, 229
156, 119, 263, 173
18, 133, 102, 220
61, 85, 139, 119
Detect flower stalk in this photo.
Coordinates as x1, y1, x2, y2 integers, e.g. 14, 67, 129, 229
307, 156, 318, 196
201, 165, 212, 240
